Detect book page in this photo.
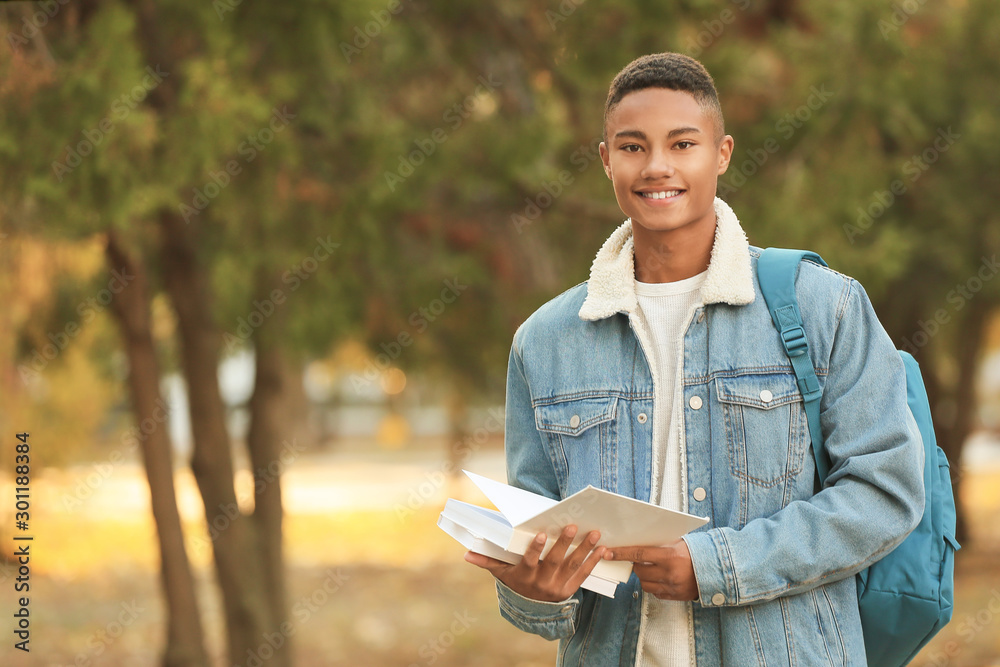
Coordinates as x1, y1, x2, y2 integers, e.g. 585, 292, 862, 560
463, 470, 559, 526
516, 485, 708, 549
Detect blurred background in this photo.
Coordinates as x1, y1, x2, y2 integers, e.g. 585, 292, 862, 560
1, 0, 999, 665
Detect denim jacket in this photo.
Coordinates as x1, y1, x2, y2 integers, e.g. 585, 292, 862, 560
495, 198, 924, 666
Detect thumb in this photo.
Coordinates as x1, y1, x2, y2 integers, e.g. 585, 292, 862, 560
464, 551, 511, 576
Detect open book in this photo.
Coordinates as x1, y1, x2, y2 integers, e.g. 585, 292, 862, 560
438, 470, 709, 598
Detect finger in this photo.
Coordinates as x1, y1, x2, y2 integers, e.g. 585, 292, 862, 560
563, 530, 601, 570
603, 545, 646, 562
519, 532, 547, 568
565, 544, 607, 591
542, 525, 578, 565
639, 578, 668, 597
631, 563, 667, 580
606, 546, 673, 564
464, 551, 511, 576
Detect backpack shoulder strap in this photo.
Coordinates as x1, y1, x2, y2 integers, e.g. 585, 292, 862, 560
757, 248, 830, 483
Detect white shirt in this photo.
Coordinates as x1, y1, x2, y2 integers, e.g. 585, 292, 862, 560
633, 270, 706, 667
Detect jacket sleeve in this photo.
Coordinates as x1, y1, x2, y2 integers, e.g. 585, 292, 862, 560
683, 277, 925, 607
493, 332, 583, 640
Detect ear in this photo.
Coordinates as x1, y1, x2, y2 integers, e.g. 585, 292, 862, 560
717, 135, 734, 175
599, 141, 613, 180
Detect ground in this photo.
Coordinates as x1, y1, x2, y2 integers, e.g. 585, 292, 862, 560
0, 439, 998, 666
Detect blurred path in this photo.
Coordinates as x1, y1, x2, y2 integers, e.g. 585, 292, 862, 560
19, 431, 1000, 522
31, 439, 508, 521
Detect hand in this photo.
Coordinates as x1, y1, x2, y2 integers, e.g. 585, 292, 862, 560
464, 525, 606, 602
603, 539, 699, 601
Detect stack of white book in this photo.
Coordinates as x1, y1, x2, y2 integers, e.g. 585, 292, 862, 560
438, 471, 709, 598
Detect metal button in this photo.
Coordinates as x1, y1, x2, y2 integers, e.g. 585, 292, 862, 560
711, 593, 726, 606
689, 395, 703, 410
759, 389, 773, 403
637, 413, 648, 424
633, 590, 640, 599
693, 487, 707, 502
697, 311, 705, 323
569, 414, 581, 428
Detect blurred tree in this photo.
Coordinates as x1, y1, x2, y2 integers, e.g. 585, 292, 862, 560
0, 1, 356, 663
0, 236, 123, 468
106, 230, 209, 666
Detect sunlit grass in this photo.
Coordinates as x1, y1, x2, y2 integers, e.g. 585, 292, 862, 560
286, 508, 461, 569
14, 494, 460, 577
29, 515, 159, 577
2, 464, 998, 666
9, 467, 1000, 574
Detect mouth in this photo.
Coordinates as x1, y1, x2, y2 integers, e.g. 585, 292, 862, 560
636, 189, 685, 202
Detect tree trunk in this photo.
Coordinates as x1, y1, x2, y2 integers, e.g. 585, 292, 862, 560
89, 0, 286, 661
158, 210, 274, 665
105, 231, 210, 667
245, 323, 291, 667
921, 300, 990, 546
280, 358, 315, 452
880, 275, 987, 547
445, 388, 468, 497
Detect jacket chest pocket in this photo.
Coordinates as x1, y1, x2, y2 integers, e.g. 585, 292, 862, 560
534, 395, 619, 495
715, 373, 809, 488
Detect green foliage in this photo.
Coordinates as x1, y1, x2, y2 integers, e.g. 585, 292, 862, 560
1, 0, 998, 411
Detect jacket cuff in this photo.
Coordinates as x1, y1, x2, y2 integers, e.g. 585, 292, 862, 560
683, 530, 737, 608
494, 579, 578, 641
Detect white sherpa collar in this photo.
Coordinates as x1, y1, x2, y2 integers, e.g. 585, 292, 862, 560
578, 197, 755, 321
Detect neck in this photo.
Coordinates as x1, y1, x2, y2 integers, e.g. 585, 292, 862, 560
632, 217, 715, 283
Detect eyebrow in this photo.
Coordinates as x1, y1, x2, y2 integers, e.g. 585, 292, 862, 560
614, 126, 703, 141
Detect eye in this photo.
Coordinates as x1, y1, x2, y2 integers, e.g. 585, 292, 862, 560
675, 140, 695, 149
619, 143, 642, 153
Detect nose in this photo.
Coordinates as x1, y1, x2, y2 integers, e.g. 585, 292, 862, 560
640, 147, 675, 180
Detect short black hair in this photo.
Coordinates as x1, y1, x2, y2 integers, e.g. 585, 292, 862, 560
603, 53, 725, 144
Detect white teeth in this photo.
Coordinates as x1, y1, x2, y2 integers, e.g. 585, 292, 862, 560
640, 190, 682, 199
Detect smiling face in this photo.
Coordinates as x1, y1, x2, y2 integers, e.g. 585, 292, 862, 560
599, 87, 733, 249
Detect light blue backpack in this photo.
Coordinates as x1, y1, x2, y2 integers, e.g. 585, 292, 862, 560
757, 248, 960, 667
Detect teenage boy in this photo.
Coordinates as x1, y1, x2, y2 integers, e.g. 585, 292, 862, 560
464, 53, 924, 665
